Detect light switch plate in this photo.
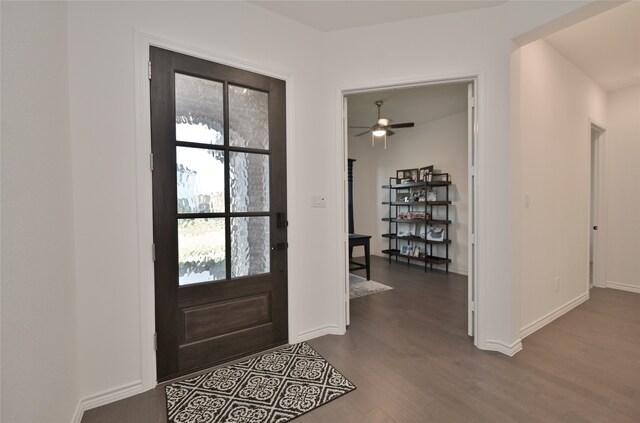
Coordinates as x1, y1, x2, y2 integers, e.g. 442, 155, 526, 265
311, 194, 327, 208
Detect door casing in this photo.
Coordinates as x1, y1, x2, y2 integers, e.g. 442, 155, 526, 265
338, 76, 481, 346
588, 120, 607, 289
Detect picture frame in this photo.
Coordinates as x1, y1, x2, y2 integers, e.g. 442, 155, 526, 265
426, 190, 437, 202
400, 244, 411, 255
396, 168, 419, 182
426, 227, 445, 242
419, 165, 434, 182
396, 193, 410, 202
397, 223, 415, 237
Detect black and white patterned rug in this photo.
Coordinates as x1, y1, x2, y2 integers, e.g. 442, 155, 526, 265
165, 342, 356, 423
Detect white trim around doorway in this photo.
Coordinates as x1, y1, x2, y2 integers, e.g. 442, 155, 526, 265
334, 74, 483, 349
588, 119, 607, 290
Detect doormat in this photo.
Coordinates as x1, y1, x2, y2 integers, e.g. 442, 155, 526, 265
349, 274, 393, 299
165, 342, 356, 423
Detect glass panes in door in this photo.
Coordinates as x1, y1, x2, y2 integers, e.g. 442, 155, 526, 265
231, 216, 270, 278
176, 147, 224, 214
175, 73, 224, 145
178, 218, 226, 285
229, 85, 269, 150
175, 74, 272, 286
230, 152, 269, 212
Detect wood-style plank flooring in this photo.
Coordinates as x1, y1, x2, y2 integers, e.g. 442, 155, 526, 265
82, 256, 640, 422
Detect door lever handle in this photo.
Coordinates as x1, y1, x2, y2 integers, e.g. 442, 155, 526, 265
271, 242, 288, 251
277, 212, 288, 229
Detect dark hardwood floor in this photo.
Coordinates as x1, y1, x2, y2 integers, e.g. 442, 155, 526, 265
82, 255, 640, 422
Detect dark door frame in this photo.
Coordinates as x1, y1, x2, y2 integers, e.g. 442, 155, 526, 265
150, 46, 288, 381
134, 34, 296, 390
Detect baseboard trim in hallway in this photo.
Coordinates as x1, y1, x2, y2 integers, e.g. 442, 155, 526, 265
520, 291, 589, 339
73, 380, 143, 423
484, 339, 523, 356
607, 281, 640, 294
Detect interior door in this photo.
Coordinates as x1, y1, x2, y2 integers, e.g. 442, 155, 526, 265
150, 47, 288, 382
467, 82, 476, 338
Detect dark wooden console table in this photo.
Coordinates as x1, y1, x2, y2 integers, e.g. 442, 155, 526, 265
349, 234, 371, 280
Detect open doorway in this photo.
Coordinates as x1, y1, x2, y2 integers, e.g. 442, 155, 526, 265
342, 78, 478, 339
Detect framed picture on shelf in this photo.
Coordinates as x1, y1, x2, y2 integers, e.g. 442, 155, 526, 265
396, 193, 411, 202
400, 244, 411, 255
419, 165, 434, 182
397, 223, 415, 237
426, 227, 445, 242
396, 168, 418, 182
426, 190, 437, 202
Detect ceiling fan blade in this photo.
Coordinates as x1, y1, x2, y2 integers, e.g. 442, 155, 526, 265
354, 130, 371, 137
388, 122, 415, 129
349, 126, 372, 129
387, 129, 396, 136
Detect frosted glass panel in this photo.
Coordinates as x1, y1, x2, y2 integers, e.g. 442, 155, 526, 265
178, 218, 226, 285
177, 147, 224, 214
231, 217, 270, 278
175, 73, 223, 145
230, 152, 269, 212
229, 85, 269, 150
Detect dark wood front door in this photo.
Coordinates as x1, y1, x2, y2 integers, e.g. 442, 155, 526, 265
150, 47, 288, 382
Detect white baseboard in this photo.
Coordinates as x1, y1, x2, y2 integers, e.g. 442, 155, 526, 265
71, 401, 84, 423
606, 281, 640, 294
448, 266, 468, 276
519, 292, 589, 339
483, 339, 523, 356
295, 325, 344, 343
71, 380, 143, 423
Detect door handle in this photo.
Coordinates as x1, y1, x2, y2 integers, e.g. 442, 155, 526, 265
277, 212, 288, 229
271, 242, 288, 251
593, 226, 598, 230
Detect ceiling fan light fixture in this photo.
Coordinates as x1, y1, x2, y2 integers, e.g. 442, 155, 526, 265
372, 125, 386, 137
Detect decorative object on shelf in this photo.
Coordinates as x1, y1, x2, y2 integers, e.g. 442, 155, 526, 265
426, 190, 437, 202
400, 244, 411, 255
419, 165, 434, 182
426, 227, 445, 242
413, 246, 422, 257
397, 223, 415, 237
396, 168, 418, 182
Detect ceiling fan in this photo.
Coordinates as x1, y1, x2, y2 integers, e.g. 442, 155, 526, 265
351, 100, 415, 149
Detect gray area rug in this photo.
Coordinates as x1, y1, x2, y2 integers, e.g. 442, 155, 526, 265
165, 342, 356, 423
349, 274, 393, 299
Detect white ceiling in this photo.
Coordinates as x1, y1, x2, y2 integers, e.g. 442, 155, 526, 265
544, 1, 640, 92
347, 83, 468, 137
252, 0, 506, 32
254, 0, 639, 98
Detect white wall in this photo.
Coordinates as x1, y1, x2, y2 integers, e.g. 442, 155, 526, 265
327, 1, 593, 354
349, 111, 468, 275
605, 84, 640, 293
515, 39, 607, 336
0, 2, 78, 422
0, 0, 604, 420
66, 0, 329, 406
